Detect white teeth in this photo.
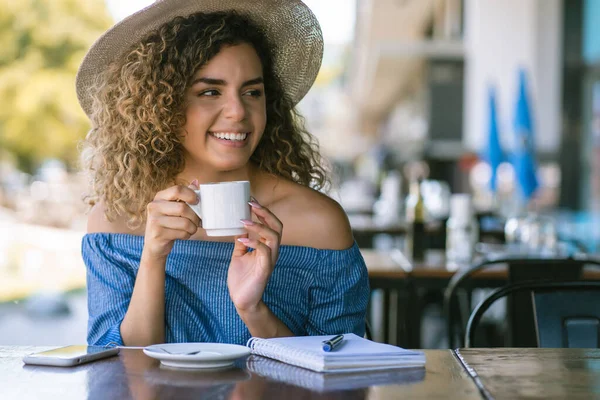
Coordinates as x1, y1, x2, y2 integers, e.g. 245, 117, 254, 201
211, 132, 248, 141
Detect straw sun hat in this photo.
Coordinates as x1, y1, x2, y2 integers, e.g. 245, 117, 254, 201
75, 0, 324, 117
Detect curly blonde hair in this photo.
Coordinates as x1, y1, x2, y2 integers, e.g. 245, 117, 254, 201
81, 11, 328, 228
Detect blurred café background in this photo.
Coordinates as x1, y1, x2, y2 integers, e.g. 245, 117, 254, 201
1, 0, 600, 348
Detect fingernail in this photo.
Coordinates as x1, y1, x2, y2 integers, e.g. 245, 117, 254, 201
237, 238, 251, 244
240, 219, 255, 226
248, 201, 262, 209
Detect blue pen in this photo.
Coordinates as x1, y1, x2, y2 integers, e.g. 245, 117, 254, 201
322, 334, 344, 352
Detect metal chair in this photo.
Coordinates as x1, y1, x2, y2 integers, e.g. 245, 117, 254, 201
465, 280, 600, 348
443, 253, 600, 348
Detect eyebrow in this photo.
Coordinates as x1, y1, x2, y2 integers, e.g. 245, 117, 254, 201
191, 77, 264, 87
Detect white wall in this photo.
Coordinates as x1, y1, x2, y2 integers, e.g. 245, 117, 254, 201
463, 0, 563, 154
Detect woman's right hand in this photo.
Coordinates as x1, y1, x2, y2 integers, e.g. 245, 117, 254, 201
143, 182, 201, 259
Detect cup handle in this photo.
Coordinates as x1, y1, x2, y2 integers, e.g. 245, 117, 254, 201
187, 194, 202, 219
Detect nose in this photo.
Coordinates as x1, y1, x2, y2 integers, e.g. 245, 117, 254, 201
222, 93, 247, 121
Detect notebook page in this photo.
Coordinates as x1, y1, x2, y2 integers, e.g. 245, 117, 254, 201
250, 334, 424, 361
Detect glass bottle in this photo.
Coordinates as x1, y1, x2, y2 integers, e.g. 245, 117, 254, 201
446, 194, 478, 265
405, 179, 426, 262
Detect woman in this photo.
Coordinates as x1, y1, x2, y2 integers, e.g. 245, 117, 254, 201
78, 0, 369, 347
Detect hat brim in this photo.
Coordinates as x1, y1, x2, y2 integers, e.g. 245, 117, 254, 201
76, 0, 323, 116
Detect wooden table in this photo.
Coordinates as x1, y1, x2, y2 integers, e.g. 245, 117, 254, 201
5, 346, 600, 399
1, 347, 481, 399
454, 348, 600, 399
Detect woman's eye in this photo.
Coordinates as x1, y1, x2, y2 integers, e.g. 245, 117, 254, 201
199, 90, 219, 97
244, 89, 263, 97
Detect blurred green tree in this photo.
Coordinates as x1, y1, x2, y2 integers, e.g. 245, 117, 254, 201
0, 0, 112, 173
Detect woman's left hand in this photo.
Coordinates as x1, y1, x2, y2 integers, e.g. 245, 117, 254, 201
227, 199, 283, 313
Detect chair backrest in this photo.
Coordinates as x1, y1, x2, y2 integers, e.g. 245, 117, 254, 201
465, 281, 600, 348
507, 259, 586, 346
534, 289, 600, 348
443, 254, 600, 348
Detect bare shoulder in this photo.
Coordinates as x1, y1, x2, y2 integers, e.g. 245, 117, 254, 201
87, 202, 142, 235
271, 181, 353, 250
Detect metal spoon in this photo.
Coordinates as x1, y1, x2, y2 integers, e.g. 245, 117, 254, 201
160, 347, 202, 355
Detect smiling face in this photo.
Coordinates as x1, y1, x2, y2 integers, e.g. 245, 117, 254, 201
181, 43, 267, 173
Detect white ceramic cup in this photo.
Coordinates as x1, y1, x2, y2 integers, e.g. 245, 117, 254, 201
187, 181, 251, 237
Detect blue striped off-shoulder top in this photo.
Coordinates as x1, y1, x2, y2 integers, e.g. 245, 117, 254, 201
82, 233, 370, 346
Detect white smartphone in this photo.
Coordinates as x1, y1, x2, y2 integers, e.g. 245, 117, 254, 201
22, 345, 119, 367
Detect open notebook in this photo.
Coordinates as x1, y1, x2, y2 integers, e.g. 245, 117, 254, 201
246, 356, 425, 392
246, 333, 426, 373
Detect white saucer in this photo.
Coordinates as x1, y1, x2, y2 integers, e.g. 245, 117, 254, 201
143, 343, 251, 369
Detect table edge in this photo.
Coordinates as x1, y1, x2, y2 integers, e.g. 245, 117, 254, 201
453, 349, 494, 400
